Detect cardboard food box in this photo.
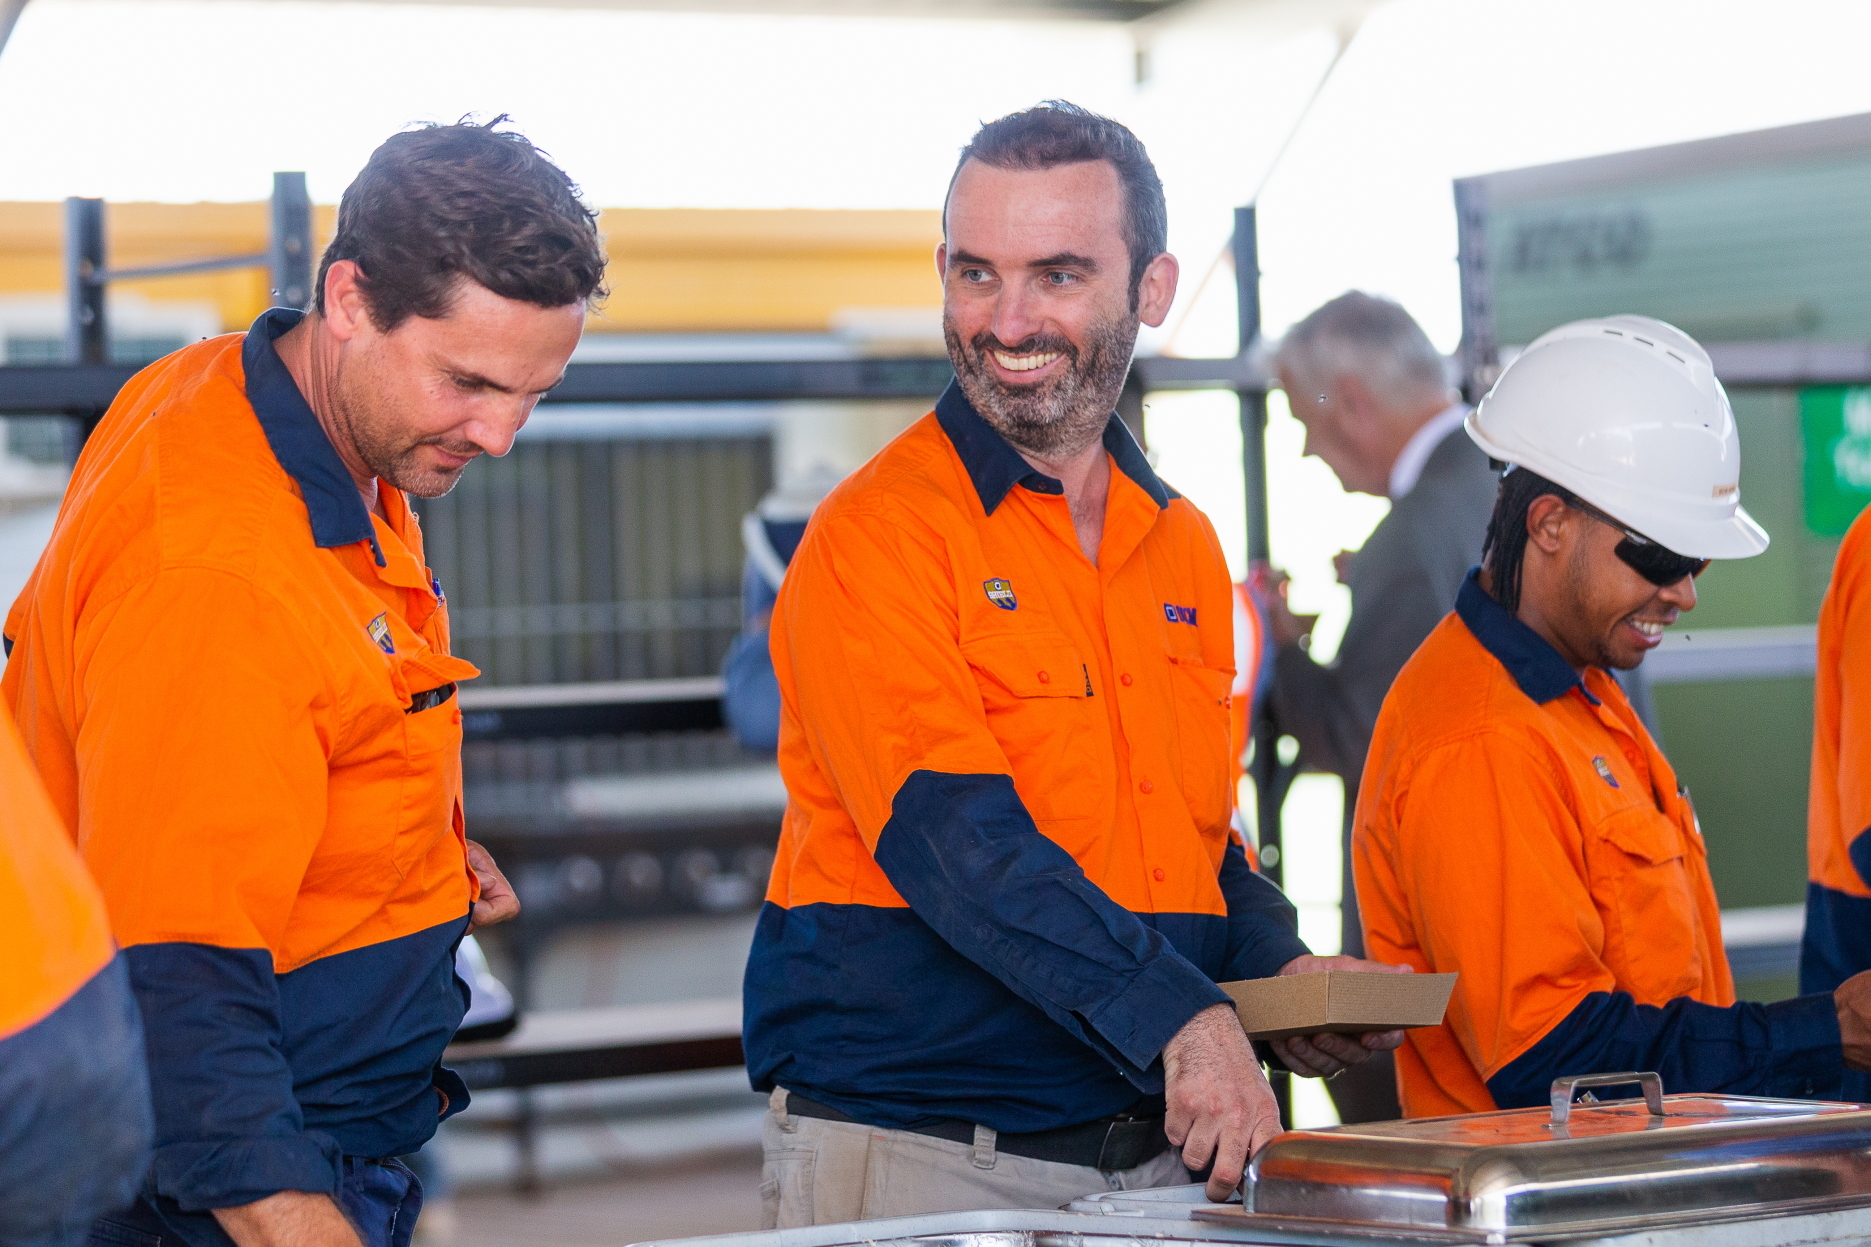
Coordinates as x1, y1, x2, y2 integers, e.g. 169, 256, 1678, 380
1220, 971, 1457, 1041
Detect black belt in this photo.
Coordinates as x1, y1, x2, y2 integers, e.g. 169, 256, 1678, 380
783, 1090, 1172, 1172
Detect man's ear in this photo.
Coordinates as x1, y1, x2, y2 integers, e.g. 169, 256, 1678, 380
1136, 252, 1180, 328
935, 242, 948, 282
322, 260, 372, 344
1524, 494, 1573, 556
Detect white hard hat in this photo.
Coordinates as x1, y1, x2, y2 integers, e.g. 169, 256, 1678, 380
1465, 314, 1768, 560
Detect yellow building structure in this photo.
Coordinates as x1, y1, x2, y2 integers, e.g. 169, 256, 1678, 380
0, 199, 944, 360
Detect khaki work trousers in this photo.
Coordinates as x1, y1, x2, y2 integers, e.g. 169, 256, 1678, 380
760, 1088, 1193, 1228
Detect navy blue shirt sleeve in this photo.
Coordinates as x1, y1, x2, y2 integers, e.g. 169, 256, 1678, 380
875, 770, 1237, 1086
0, 954, 152, 1247
1217, 840, 1310, 981
1486, 989, 1844, 1108
125, 943, 344, 1211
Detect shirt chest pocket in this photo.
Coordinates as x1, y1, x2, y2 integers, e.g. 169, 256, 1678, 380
1587, 803, 1704, 1002
381, 642, 478, 876
960, 633, 1099, 822
1166, 656, 1233, 836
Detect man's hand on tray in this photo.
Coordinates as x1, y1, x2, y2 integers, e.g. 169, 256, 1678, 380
1270, 954, 1411, 1079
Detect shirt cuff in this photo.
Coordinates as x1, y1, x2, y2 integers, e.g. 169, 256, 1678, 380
152, 1133, 342, 1211
1231, 933, 1313, 983
1766, 992, 1844, 1100
1082, 950, 1233, 1072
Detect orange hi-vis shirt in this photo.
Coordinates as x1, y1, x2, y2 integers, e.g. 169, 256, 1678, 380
0, 696, 114, 1042
741, 382, 1309, 1134
1804, 504, 1871, 1089
1356, 570, 1840, 1117
3, 309, 480, 1218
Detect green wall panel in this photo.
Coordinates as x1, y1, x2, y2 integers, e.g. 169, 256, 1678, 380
1490, 158, 1871, 346
1653, 676, 1811, 910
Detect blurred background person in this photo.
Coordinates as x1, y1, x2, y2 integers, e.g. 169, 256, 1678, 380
1259, 291, 1494, 1122
721, 468, 841, 752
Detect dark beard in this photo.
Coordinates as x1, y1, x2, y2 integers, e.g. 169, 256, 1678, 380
945, 312, 1137, 459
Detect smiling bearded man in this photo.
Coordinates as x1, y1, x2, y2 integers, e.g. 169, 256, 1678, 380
740, 100, 1413, 1228
1352, 314, 1871, 1119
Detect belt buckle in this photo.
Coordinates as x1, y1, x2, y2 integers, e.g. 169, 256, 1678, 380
1095, 1114, 1144, 1172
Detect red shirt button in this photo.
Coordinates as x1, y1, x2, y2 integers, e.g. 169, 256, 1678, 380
1121, 673, 1134, 686
1037, 671, 1051, 684
1153, 868, 1165, 882
1139, 779, 1155, 794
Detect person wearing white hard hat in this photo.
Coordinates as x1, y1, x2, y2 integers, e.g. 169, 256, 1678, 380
1351, 315, 1871, 1117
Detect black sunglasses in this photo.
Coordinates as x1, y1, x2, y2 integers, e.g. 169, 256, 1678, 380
1567, 498, 1710, 586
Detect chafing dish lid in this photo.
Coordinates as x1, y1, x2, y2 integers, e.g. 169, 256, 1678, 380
1229, 1073, 1871, 1239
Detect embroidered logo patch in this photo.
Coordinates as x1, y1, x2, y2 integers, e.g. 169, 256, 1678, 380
1592, 756, 1619, 788
1163, 603, 1198, 625
984, 578, 1017, 611
367, 612, 395, 654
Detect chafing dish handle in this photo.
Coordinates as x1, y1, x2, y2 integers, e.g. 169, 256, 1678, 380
1550, 1072, 1665, 1125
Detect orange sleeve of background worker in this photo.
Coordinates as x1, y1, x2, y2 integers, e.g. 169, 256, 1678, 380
0, 694, 153, 1238
1804, 505, 1871, 996
0, 698, 115, 1041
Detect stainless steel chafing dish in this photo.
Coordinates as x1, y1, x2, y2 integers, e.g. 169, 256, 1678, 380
1198, 1072, 1871, 1244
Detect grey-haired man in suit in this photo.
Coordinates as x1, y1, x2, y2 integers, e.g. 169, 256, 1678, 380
1263, 292, 1497, 1123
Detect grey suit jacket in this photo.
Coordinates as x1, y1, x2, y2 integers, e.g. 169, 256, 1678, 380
1273, 426, 1498, 784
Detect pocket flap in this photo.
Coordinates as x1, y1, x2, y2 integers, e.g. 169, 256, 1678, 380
388, 648, 481, 709
1167, 654, 1233, 707
1597, 804, 1686, 865
962, 634, 1087, 698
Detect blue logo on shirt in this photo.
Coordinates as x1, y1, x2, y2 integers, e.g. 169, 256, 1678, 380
367, 613, 395, 654
1163, 603, 1197, 625
1592, 756, 1620, 788
984, 578, 1017, 611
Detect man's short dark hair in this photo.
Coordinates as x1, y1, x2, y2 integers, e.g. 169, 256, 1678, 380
1483, 466, 1581, 612
316, 116, 607, 331
948, 100, 1167, 308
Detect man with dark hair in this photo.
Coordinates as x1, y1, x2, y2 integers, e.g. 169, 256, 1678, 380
1353, 315, 1871, 1117
4, 118, 603, 1247
743, 101, 1406, 1225
1261, 291, 1495, 1122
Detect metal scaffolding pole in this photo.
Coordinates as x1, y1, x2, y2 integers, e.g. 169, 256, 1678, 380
269, 172, 314, 311
63, 197, 106, 366
1234, 203, 1299, 1128
1234, 205, 1298, 889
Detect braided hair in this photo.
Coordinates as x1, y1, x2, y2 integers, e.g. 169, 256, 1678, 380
1482, 466, 1581, 612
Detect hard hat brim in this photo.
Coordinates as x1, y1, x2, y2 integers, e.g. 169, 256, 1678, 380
1467, 415, 1771, 561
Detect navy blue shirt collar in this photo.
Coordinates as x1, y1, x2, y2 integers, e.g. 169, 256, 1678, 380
933, 379, 1175, 516
1454, 567, 1598, 705
243, 308, 383, 564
